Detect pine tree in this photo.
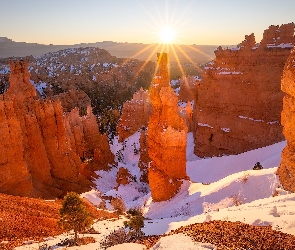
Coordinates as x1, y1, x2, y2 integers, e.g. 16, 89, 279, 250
59, 192, 93, 244
124, 208, 145, 237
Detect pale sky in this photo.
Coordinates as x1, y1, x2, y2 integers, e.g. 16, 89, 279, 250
0, 0, 294, 45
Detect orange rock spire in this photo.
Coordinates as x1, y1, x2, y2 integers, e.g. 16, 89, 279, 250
147, 53, 188, 202
277, 47, 295, 192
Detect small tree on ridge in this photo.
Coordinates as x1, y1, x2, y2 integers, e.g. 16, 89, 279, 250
59, 192, 93, 244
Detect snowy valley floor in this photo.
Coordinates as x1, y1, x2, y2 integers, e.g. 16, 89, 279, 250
9, 133, 295, 249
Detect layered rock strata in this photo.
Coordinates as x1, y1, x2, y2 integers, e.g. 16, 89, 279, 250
194, 23, 295, 157
0, 61, 113, 198
148, 53, 188, 201
277, 47, 295, 192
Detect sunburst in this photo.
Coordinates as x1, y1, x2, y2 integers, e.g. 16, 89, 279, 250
159, 27, 175, 44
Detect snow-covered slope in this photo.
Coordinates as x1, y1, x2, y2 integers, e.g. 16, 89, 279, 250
15, 132, 294, 249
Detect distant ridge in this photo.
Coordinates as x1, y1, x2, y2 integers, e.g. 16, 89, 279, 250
0, 37, 233, 64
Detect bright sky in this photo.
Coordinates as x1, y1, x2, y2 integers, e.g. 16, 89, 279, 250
0, 0, 294, 45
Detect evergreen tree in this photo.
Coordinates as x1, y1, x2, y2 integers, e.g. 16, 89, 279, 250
59, 192, 93, 244
124, 208, 145, 237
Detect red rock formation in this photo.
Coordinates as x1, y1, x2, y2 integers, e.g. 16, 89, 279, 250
0, 60, 114, 198
148, 53, 188, 202
116, 88, 151, 142
53, 89, 91, 112
65, 105, 115, 172
178, 76, 198, 102
277, 47, 295, 192
193, 23, 295, 157
116, 167, 133, 187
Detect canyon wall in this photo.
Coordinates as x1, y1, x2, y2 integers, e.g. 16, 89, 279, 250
277, 47, 295, 192
193, 23, 295, 157
0, 61, 113, 198
148, 53, 188, 202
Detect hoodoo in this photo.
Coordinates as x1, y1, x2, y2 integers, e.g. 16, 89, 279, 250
116, 87, 151, 142
0, 60, 114, 198
147, 53, 188, 202
193, 23, 295, 157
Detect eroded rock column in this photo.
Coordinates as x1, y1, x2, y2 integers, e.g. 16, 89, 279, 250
148, 53, 188, 202
277, 47, 295, 192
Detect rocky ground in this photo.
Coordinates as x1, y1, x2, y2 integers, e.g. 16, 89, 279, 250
2, 192, 295, 250
136, 220, 295, 249
0, 193, 117, 250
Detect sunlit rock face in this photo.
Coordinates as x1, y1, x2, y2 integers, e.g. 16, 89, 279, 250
193, 23, 295, 157
53, 88, 91, 112
0, 61, 114, 198
116, 88, 151, 142
178, 75, 198, 102
148, 53, 188, 202
277, 47, 295, 192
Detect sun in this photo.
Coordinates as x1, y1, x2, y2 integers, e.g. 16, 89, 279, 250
159, 27, 175, 44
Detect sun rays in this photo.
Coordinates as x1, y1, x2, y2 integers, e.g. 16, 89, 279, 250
113, 2, 214, 86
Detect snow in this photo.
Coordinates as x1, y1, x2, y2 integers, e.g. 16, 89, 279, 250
221, 127, 230, 133
267, 43, 294, 49
238, 115, 264, 122
170, 79, 179, 86
0, 65, 10, 74
108, 243, 147, 250
218, 71, 242, 75
80, 190, 102, 206
197, 122, 213, 128
30, 80, 47, 96
174, 87, 180, 95
151, 234, 216, 250
14, 130, 294, 249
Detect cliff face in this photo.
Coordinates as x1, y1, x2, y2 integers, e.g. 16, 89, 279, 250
116, 88, 151, 142
148, 53, 188, 202
193, 23, 295, 157
277, 47, 295, 192
0, 61, 114, 198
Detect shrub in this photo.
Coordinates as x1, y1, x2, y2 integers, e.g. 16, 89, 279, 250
253, 162, 263, 170
101, 207, 145, 249
101, 228, 131, 249
116, 150, 125, 163
58, 192, 93, 244
240, 172, 250, 184
230, 194, 243, 206
124, 208, 145, 237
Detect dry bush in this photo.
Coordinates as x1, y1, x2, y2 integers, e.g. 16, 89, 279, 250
240, 172, 250, 184
230, 194, 243, 206
101, 228, 131, 249
272, 189, 279, 197
111, 197, 126, 214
